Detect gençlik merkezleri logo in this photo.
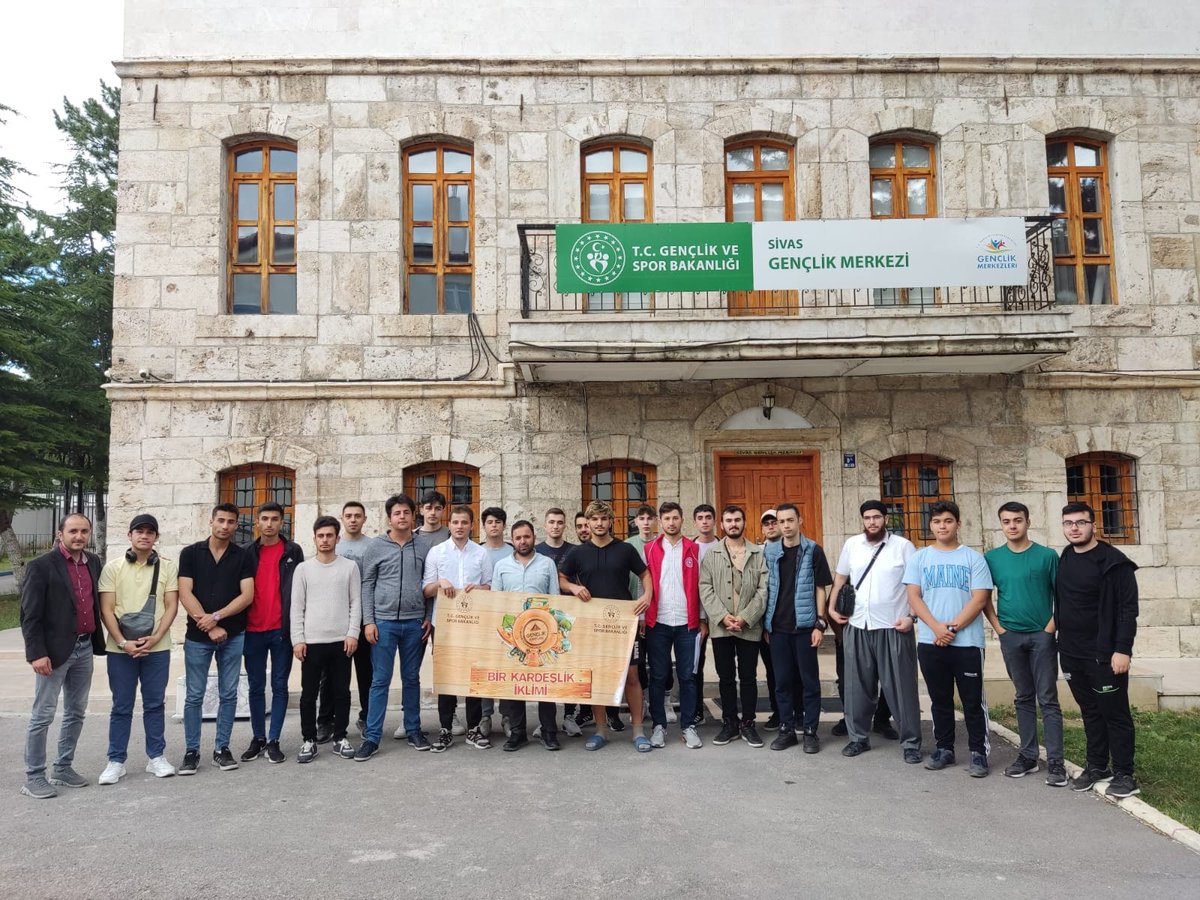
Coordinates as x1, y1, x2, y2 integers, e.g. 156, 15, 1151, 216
569, 231, 627, 287
977, 234, 1019, 270
497, 597, 574, 667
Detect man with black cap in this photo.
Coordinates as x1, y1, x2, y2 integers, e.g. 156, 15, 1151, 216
830, 501, 921, 763
96, 514, 180, 785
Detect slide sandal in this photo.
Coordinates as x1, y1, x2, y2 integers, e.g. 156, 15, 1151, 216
633, 735, 653, 753
585, 734, 609, 751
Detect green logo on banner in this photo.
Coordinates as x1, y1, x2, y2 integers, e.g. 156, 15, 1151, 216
569, 230, 628, 287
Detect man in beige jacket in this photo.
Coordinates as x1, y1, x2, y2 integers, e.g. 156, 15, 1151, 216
699, 505, 769, 748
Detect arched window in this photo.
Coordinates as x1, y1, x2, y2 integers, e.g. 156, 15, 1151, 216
404, 461, 480, 530
1065, 452, 1137, 543
228, 140, 298, 314
869, 136, 937, 305
218, 463, 296, 543
724, 137, 795, 316
581, 459, 657, 540
879, 455, 953, 546
404, 142, 474, 314
1047, 137, 1115, 304
581, 139, 652, 312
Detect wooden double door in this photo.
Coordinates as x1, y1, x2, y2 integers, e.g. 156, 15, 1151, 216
714, 451, 823, 545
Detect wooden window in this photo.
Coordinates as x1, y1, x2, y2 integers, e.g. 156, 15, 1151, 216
581, 140, 653, 313
404, 143, 474, 314
1047, 137, 1116, 305
869, 137, 937, 306
725, 138, 796, 316
228, 141, 298, 314
581, 459, 657, 540
218, 463, 296, 544
404, 461, 480, 531
1066, 452, 1138, 544
879, 455, 954, 547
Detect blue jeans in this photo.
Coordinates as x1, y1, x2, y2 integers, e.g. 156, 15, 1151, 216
646, 623, 698, 728
366, 619, 424, 744
107, 650, 171, 763
243, 628, 292, 742
184, 634, 245, 752
24, 638, 94, 779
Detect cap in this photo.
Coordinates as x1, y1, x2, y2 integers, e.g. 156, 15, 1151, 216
760, 509, 778, 522
129, 514, 160, 533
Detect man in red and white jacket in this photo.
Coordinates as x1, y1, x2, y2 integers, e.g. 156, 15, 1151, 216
643, 502, 704, 750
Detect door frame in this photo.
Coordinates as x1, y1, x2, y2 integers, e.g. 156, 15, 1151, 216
713, 449, 825, 545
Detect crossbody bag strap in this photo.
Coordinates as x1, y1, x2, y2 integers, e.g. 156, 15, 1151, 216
138, 559, 161, 616
853, 541, 886, 592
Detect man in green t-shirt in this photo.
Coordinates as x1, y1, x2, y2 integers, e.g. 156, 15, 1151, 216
983, 501, 1065, 787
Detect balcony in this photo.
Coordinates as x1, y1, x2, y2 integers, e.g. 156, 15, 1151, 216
511, 218, 1076, 383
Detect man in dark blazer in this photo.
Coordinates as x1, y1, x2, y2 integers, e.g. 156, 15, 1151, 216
20, 513, 106, 799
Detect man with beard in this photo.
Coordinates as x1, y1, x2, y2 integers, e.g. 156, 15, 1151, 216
830, 501, 920, 763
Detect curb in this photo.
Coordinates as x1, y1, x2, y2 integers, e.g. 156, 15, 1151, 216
988, 718, 1200, 856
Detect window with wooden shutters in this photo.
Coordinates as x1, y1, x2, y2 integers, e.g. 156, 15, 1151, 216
228, 141, 298, 314
1046, 137, 1116, 305
404, 143, 474, 314
879, 455, 953, 547
725, 138, 796, 316
404, 461, 480, 530
582, 459, 657, 540
1065, 452, 1137, 543
218, 463, 296, 543
582, 140, 652, 312
869, 137, 937, 306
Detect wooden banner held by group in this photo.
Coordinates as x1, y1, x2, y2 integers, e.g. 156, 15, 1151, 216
432, 589, 639, 705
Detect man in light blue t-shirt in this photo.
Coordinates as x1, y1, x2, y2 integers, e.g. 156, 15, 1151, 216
903, 500, 993, 777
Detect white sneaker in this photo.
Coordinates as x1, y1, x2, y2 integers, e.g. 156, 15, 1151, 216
393, 723, 407, 740
98, 761, 126, 785
451, 712, 467, 736
145, 757, 176, 778
502, 715, 512, 738
666, 705, 678, 724
532, 725, 542, 739
479, 715, 493, 737
683, 727, 703, 749
650, 724, 667, 748
563, 716, 583, 737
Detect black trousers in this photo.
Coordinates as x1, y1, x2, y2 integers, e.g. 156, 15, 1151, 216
760, 636, 778, 716
499, 699, 558, 738
318, 634, 373, 729
301, 642, 352, 742
712, 636, 759, 723
834, 628, 892, 725
1060, 653, 1136, 776
917, 644, 990, 756
440, 694, 482, 731
695, 632, 708, 710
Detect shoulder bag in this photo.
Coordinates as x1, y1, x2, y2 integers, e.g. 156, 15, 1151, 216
834, 541, 885, 619
118, 559, 161, 640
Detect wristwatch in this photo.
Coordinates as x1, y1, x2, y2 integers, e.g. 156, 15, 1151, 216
213, 612, 223, 623
815, 617, 828, 631
118, 640, 128, 650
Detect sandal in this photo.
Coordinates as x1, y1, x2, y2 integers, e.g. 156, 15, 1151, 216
633, 735, 653, 753
584, 734, 609, 751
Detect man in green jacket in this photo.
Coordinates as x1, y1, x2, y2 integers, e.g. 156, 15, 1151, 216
699, 505, 768, 748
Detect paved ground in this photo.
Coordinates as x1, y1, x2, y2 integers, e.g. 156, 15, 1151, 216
2, 708, 1197, 899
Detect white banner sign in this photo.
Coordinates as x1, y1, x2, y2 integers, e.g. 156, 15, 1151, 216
751, 217, 1028, 290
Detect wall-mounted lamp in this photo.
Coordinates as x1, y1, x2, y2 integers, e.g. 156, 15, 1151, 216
762, 385, 775, 420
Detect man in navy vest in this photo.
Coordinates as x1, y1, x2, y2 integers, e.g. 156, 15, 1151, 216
762, 503, 833, 754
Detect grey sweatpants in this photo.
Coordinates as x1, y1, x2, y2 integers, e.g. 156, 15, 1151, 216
843, 624, 921, 751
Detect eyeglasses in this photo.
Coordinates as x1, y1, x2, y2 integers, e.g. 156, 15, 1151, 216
1062, 519, 1094, 528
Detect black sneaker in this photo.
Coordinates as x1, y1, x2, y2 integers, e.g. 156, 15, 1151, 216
713, 720, 740, 745
1045, 760, 1069, 787
541, 732, 561, 751
831, 718, 849, 737
297, 740, 318, 764
763, 713, 781, 731
802, 731, 820, 754
770, 730, 799, 751
240, 737, 266, 762
315, 725, 333, 745
407, 731, 432, 751
503, 733, 528, 752
264, 741, 285, 764
430, 729, 453, 753
1107, 773, 1141, 799
1071, 766, 1113, 792
1004, 755, 1038, 778
575, 709, 596, 729
841, 740, 870, 757
466, 727, 492, 750
213, 747, 238, 771
691, 707, 706, 727
924, 748, 956, 771
741, 722, 764, 748
872, 721, 900, 741
903, 748, 923, 765
353, 740, 379, 762
606, 710, 626, 733
178, 750, 200, 776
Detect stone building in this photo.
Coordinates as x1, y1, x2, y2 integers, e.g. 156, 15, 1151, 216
109, 1, 1200, 657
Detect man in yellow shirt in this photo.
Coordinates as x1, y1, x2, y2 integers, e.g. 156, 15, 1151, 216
97, 514, 180, 784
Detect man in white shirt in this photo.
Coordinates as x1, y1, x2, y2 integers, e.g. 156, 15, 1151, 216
493, 520, 562, 752
830, 500, 921, 763
422, 505, 494, 752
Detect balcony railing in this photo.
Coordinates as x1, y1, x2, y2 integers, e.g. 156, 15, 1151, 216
520, 217, 1055, 317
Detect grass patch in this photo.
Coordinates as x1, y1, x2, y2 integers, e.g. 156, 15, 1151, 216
993, 704, 1200, 831
0, 592, 18, 631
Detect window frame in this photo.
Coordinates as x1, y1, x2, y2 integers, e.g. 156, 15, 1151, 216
580, 139, 653, 313
869, 136, 938, 306
878, 454, 954, 547
1065, 451, 1138, 544
218, 463, 297, 543
1046, 136, 1117, 305
403, 460, 481, 530
724, 137, 796, 316
403, 141, 475, 315
227, 140, 298, 315
581, 458, 658, 541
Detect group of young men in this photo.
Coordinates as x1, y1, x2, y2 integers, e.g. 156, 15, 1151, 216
19, 490, 1140, 802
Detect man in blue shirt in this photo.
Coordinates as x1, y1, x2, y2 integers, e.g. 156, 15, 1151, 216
493, 520, 562, 752
904, 500, 994, 777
